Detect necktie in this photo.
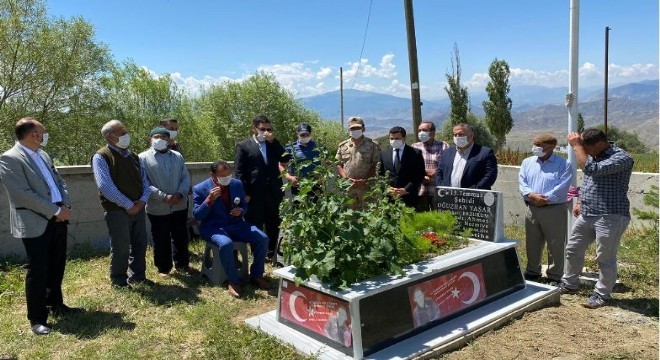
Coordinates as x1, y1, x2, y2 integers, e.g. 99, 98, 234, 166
394, 148, 401, 172
259, 142, 268, 165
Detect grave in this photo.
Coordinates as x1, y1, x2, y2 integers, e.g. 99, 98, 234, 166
246, 187, 559, 359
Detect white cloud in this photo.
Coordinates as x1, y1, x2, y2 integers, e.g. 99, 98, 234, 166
141, 59, 656, 100
342, 54, 398, 81
316, 67, 332, 80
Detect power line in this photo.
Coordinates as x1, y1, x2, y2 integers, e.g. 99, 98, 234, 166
350, 0, 373, 90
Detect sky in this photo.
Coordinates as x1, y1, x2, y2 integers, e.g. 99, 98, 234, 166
47, 0, 659, 100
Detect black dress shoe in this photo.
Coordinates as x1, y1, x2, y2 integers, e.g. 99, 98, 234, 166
50, 304, 83, 316
31, 323, 51, 335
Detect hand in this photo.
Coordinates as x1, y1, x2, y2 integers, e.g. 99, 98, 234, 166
425, 169, 436, 177
389, 187, 408, 197
264, 131, 275, 143
170, 193, 184, 205
245, 195, 251, 203
56, 206, 72, 222
286, 174, 299, 186
229, 208, 243, 217
567, 132, 583, 147
127, 200, 146, 215
208, 187, 222, 201
164, 194, 174, 204
422, 175, 432, 185
573, 202, 581, 217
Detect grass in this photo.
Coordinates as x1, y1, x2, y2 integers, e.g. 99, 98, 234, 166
0, 240, 311, 360
506, 222, 659, 317
1, 224, 657, 359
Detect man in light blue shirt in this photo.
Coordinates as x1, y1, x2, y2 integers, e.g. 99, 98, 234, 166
139, 127, 192, 276
519, 134, 572, 284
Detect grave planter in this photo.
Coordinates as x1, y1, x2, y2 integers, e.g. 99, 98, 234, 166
271, 238, 523, 359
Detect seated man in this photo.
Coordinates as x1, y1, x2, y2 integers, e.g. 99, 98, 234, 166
193, 160, 270, 298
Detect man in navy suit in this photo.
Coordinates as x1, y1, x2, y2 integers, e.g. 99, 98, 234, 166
435, 123, 498, 190
234, 115, 287, 261
193, 160, 270, 298
378, 126, 426, 208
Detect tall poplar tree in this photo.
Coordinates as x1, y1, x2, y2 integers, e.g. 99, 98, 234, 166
445, 43, 470, 125
483, 59, 513, 150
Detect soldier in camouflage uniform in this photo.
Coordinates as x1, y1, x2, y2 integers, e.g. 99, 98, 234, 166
336, 117, 380, 209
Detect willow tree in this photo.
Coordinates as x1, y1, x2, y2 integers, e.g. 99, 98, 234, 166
482, 59, 513, 150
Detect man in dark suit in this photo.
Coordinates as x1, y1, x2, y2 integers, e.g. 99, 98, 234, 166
234, 115, 287, 260
0, 118, 80, 335
379, 126, 425, 208
193, 160, 270, 298
435, 123, 498, 190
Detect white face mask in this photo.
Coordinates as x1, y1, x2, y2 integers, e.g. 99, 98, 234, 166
350, 129, 363, 139
453, 136, 469, 148
152, 138, 168, 151
532, 146, 547, 158
40, 133, 49, 147
390, 139, 404, 149
299, 136, 312, 144
168, 130, 178, 140
256, 131, 266, 143
217, 175, 232, 186
418, 131, 431, 143
116, 133, 131, 149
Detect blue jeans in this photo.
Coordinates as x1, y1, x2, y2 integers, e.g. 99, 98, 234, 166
207, 221, 269, 284
562, 214, 630, 298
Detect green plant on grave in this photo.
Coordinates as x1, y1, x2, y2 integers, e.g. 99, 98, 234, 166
399, 211, 470, 264
279, 149, 413, 289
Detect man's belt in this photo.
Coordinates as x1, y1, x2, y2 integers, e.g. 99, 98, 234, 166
524, 201, 563, 208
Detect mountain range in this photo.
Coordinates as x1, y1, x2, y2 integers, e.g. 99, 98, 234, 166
298, 79, 659, 150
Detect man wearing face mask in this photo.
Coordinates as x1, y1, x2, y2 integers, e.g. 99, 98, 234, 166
378, 126, 425, 208
139, 127, 192, 276
435, 123, 498, 190
193, 160, 270, 298
412, 121, 449, 211
92, 120, 153, 288
0, 118, 79, 335
336, 117, 381, 209
280, 123, 322, 200
234, 115, 287, 261
160, 118, 183, 155
518, 134, 572, 285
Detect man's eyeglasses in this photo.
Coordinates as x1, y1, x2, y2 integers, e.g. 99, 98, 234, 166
258, 127, 273, 132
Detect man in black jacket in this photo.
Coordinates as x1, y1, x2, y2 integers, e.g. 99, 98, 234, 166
379, 126, 426, 209
234, 115, 287, 260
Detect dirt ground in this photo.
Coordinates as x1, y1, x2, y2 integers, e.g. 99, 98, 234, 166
435, 293, 658, 360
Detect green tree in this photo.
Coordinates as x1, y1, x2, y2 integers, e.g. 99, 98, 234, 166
0, 0, 111, 158
193, 72, 325, 162
439, 113, 496, 149
577, 112, 585, 133
445, 43, 470, 125
593, 125, 648, 153
482, 59, 513, 150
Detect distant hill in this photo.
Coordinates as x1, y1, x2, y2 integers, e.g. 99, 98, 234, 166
298, 80, 659, 149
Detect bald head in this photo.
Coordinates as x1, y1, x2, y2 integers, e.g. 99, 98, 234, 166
15, 117, 43, 140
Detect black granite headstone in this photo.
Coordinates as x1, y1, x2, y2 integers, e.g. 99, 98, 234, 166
435, 187, 499, 241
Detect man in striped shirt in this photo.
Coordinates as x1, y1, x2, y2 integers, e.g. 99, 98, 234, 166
411, 121, 448, 212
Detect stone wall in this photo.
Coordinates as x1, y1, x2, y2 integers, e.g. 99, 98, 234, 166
1, 163, 657, 258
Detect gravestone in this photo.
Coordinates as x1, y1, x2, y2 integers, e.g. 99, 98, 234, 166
246, 186, 559, 359
435, 187, 504, 242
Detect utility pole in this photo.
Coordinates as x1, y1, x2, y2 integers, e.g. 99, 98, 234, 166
404, 0, 422, 138
604, 26, 610, 137
340, 67, 345, 129
567, 0, 580, 235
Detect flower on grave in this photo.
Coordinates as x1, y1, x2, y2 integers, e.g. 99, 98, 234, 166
422, 230, 447, 247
